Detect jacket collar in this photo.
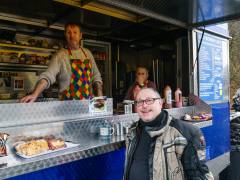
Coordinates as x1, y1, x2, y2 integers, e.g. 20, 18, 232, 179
129, 110, 172, 138
147, 114, 172, 138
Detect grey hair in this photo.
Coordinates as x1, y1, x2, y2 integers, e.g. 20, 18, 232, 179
138, 87, 161, 99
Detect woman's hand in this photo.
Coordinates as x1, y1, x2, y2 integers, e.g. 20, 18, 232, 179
136, 76, 145, 86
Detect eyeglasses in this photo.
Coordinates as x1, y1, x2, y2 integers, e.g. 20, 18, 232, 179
134, 98, 160, 107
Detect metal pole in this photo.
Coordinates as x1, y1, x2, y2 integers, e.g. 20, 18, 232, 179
156, 59, 159, 90
153, 59, 155, 86
96, 0, 187, 28
116, 44, 120, 89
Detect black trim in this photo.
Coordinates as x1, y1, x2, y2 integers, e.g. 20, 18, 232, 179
125, 128, 139, 180
163, 147, 169, 180
169, 118, 201, 142
148, 137, 156, 180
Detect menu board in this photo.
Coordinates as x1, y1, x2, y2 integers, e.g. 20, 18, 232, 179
197, 33, 225, 102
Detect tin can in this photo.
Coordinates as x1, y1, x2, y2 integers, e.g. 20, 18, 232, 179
124, 104, 129, 114
114, 123, 120, 136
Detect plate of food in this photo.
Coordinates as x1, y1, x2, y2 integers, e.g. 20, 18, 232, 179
89, 96, 107, 113
15, 137, 78, 159
181, 113, 212, 122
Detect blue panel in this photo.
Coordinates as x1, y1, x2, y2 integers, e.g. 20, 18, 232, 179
197, 0, 225, 23
8, 147, 126, 180
205, 23, 229, 37
201, 102, 230, 160
198, 33, 226, 102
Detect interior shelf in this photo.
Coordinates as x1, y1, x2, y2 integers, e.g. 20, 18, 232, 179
0, 62, 47, 69
0, 43, 58, 52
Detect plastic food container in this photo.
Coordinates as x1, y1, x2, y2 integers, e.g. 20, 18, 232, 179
0, 93, 11, 100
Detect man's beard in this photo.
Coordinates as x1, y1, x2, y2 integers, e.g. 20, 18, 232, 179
68, 41, 79, 49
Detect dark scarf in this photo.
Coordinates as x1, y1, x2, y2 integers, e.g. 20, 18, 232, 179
128, 110, 168, 180
139, 110, 168, 130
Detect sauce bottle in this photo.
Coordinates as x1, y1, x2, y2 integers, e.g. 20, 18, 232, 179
175, 88, 183, 108
164, 85, 172, 109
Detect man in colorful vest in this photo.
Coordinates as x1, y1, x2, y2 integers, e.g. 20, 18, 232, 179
20, 23, 103, 103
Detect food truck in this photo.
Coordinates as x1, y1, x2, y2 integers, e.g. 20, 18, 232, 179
0, 0, 235, 179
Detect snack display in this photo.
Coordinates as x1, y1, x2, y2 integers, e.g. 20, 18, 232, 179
15, 139, 49, 156
0, 51, 50, 65
14, 136, 77, 158
47, 138, 66, 150
94, 101, 105, 109
183, 113, 212, 122
90, 96, 107, 113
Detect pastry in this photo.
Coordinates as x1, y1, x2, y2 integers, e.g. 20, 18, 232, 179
16, 139, 49, 156
184, 114, 192, 121
47, 138, 66, 150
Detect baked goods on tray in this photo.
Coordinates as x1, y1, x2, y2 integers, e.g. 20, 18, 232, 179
47, 138, 66, 150
183, 113, 212, 121
15, 139, 49, 156
15, 136, 67, 157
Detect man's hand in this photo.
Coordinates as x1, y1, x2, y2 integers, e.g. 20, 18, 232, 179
19, 79, 48, 103
20, 94, 38, 103
93, 81, 103, 97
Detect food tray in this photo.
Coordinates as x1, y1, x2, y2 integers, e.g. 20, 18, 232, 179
181, 118, 211, 122
15, 142, 79, 159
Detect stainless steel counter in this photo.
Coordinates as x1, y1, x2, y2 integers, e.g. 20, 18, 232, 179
0, 99, 213, 179
0, 134, 126, 179
0, 112, 138, 179
0, 116, 212, 179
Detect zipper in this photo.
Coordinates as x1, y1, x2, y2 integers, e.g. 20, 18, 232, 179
163, 146, 169, 180
125, 130, 138, 180
148, 137, 156, 180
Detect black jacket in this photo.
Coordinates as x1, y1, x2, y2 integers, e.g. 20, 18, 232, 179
124, 110, 213, 180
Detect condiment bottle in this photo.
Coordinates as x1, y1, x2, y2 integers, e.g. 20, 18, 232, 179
164, 85, 172, 109
175, 88, 183, 108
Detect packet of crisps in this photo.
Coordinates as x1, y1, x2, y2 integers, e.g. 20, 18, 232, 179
0, 133, 9, 156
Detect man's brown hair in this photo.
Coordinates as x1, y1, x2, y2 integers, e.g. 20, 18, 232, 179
64, 23, 81, 32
